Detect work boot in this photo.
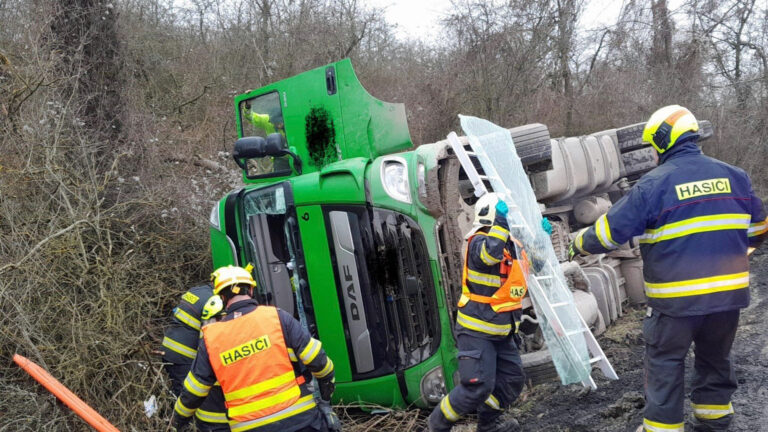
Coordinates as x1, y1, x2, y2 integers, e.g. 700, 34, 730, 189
476, 415, 520, 432
690, 413, 730, 432
428, 408, 454, 432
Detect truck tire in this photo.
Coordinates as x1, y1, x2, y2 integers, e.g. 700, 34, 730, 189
521, 349, 559, 387
508, 123, 553, 173
698, 120, 713, 141
616, 120, 714, 154
621, 147, 657, 179
615, 122, 646, 153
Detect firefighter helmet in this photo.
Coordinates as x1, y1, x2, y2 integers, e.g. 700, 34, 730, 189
642, 105, 699, 154
474, 192, 500, 227
211, 265, 256, 296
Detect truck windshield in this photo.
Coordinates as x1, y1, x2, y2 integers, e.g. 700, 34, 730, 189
238, 91, 292, 178
325, 206, 440, 379
240, 183, 317, 335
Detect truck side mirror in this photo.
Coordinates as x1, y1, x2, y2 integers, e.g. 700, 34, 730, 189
233, 134, 302, 175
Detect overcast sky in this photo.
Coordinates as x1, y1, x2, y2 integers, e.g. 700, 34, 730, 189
366, 0, 628, 43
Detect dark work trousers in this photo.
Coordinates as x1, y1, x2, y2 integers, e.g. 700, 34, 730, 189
430, 333, 525, 430
643, 308, 740, 431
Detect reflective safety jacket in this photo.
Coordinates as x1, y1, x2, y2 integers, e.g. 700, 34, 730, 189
163, 284, 214, 365
175, 300, 334, 432
574, 138, 767, 317
162, 284, 228, 429
456, 212, 528, 340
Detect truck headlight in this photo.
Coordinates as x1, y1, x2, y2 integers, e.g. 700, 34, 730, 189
209, 203, 220, 230
420, 365, 447, 404
381, 157, 411, 204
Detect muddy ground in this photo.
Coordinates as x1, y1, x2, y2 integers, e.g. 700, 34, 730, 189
357, 251, 768, 432
501, 250, 768, 432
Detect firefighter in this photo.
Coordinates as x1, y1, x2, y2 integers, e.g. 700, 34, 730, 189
172, 265, 336, 432
162, 282, 229, 430
429, 192, 535, 432
569, 105, 767, 432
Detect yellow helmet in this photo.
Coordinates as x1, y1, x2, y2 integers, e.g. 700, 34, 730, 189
642, 105, 699, 154
211, 265, 256, 296
474, 192, 499, 227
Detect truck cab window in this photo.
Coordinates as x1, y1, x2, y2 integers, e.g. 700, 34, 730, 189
238, 91, 291, 177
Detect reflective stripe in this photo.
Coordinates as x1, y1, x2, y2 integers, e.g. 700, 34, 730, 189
174, 398, 194, 417
691, 402, 734, 420
299, 338, 322, 364
230, 395, 316, 432
488, 226, 509, 241
174, 308, 202, 331
480, 243, 502, 265
456, 311, 511, 336
642, 418, 684, 431
466, 269, 501, 287
287, 348, 298, 362
748, 218, 768, 237
227, 385, 302, 420
596, 214, 620, 249
183, 372, 211, 398
645, 272, 749, 298
640, 213, 751, 244
439, 395, 460, 422
195, 408, 229, 424
484, 394, 501, 410
224, 371, 297, 402
574, 228, 590, 255
313, 358, 334, 379
162, 336, 197, 359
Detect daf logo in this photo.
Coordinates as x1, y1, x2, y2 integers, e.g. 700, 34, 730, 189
343, 264, 361, 320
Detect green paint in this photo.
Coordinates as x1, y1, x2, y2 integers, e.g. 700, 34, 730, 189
210, 60, 460, 408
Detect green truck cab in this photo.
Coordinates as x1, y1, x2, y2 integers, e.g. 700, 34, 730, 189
209, 59, 460, 408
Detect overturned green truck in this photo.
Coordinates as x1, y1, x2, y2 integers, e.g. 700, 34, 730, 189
207, 59, 713, 408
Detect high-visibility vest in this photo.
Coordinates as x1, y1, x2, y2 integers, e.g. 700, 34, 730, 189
458, 235, 529, 313
202, 306, 303, 422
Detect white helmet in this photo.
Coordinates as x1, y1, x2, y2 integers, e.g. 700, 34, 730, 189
474, 192, 499, 227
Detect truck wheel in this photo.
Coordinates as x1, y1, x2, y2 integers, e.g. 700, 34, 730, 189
508, 124, 553, 173
620, 147, 657, 179
615, 123, 646, 153
521, 349, 559, 387
616, 120, 713, 154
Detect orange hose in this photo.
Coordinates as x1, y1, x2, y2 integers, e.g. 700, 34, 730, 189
13, 354, 121, 432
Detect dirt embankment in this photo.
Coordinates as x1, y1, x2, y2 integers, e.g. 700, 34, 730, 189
507, 251, 768, 432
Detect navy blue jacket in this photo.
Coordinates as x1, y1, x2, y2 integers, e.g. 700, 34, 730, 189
162, 284, 229, 428
574, 136, 767, 317
456, 212, 520, 340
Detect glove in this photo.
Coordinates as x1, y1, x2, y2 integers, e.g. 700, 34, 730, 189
541, 218, 553, 236
318, 398, 342, 431
318, 377, 335, 401
495, 199, 508, 218
568, 242, 577, 261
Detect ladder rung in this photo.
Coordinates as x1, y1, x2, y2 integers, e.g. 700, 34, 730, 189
466, 151, 476, 156
566, 329, 584, 337
550, 302, 568, 308
535, 275, 552, 281
590, 356, 603, 364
